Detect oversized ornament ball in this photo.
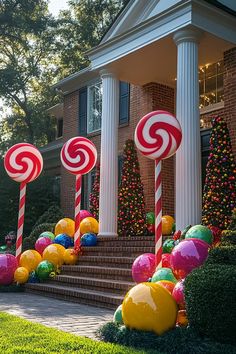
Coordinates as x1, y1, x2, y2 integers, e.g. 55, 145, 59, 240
185, 225, 213, 245
80, 217, 99, 235
43, 244, 65, 267
54, 234, 74, 249
162, 215, 175, 235
151, 267, 177, 284
156, 280, 176, 294
81, 233, 97, 247
122, 282, 178, 335
113, 305, 123, 325
0, 254, 18, 285
14, 267, 29, 284
162, 253, 171, 268
146, 212, 155, 225
19, 250, 42, 272
39, 231, 55, 240
163, 239, 176, 253
27, 271, 39, 283
132, 253, 156, 283
176, 309, 188, 327
147, 224, 155, 235
55, 218, 75, 238
170, 238, 209, 279
80, 210, 93, 221
36, 260, 55, 281
35, 237, 52, 255
172, 279, 185, 307
63, 249, 79, 265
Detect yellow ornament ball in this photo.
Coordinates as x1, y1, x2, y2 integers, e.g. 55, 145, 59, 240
43, 244, 65, 267
63, 248, 79, 265
19, 250, 42, 272
122, 282, 177, 335
162, 215, 175, 235
14, 267, 29, 284
55, 218, 75, 238
80, 217, 99, 235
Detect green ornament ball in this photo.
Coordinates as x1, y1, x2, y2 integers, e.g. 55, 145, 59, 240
39, 231, 55, 240
146, 212, 155, 225
163, 239, 176, 253
151, 267, 177, 284
185, 225, 213, 245
113, 304, 123, 325
36, 260, 55, 281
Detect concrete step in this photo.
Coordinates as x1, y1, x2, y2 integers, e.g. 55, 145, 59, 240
61, 265, 133, 281
25, 283, 123, 309
82, 246, 154, 256
50, 275, 134, 295
78, 255, 135, 268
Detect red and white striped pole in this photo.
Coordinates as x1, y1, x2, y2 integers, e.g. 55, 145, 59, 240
155, 160, 162, 268
15, 182, 26, 262
74, 174, 82, 250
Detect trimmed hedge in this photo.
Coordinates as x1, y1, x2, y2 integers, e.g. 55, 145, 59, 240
98, 322, 236, 354
221, 230, 236, 246
185, 264, 236, 344
206, 245, 236, 266
23, 223, 55, 250
34, 205, 64, 228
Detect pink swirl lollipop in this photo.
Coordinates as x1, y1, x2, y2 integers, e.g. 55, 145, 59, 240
134, 111, 182, 269
61, 137, 97, 250
4, 143, 43, 262
4, 143, 43, 183
61, 137, 97, 175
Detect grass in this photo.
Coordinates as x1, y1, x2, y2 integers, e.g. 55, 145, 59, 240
0, 312, 163, 354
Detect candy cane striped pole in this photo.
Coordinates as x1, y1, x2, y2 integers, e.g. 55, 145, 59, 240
155, 160, 162, 268
16, 182, 27, 262
74, 174, 82, 250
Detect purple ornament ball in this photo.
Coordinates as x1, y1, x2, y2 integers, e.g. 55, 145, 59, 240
132, 253, 156, 283
0, 254, 18, 285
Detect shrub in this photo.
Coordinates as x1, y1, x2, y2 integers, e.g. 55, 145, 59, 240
206, 245, 236, 266
98, 322, 236, 354
23, 223, 55, 250
34, 205, 64, 228
185, 264, 236, 344
221, 230, 236, 246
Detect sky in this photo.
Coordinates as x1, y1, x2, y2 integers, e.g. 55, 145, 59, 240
48, 0, 69, 17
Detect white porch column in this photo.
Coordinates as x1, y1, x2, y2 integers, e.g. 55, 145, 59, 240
173, 28, 202, 230
98, 70, 119, 237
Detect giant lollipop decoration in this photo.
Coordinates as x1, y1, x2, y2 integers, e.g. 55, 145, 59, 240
4, 143, 43, 261
60, 137, 97, 250
135, 111, 182, 268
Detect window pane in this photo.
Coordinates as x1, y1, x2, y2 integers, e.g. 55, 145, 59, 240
205, 63, 217, 78
88, 82, 102, 133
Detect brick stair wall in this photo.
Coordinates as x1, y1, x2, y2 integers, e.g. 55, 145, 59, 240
25, 235, 170, 309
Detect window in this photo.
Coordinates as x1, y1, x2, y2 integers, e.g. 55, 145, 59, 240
57, 118, 63, 138
87, 81, 102, 133
199, 61, 224, 109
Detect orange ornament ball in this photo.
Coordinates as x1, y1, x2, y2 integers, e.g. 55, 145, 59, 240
55, 218, 75, 238
156, 280, 176, 294
63, 249, 79, 265
80, 217, 99, 235
162, 215, 175, 235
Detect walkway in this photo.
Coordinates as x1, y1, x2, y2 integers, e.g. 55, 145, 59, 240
0, 293, 113, 339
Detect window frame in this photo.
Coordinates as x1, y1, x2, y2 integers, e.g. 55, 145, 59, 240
87, 80, 103, 134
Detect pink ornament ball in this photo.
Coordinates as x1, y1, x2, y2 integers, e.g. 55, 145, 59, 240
80, 210, 93, 221
35, 237, 52, 255
170, 238, 209, 279
132, 253, 156, 283
0, 254, 18, 285
162, 253, 171, 268
172, 279, 185, 306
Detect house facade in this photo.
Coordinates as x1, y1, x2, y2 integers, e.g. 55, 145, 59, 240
51, 0, 236, 236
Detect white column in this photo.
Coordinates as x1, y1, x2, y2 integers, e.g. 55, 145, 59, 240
173, 28, 202, 230
98, 70, 119, 237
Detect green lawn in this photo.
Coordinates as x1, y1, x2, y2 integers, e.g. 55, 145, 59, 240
0, 312, 161, 354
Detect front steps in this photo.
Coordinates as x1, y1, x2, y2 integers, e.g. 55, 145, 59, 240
25, 235, 160, 309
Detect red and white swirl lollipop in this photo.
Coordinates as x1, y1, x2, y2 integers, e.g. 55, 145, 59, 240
135, 111, 182, 268
4, 143, 43, 261
61, 137, 97, 250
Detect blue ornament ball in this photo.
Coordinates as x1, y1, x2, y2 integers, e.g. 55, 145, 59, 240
54, 234, 74, 248
28, 271, 39, 283
81, 233, 97, 247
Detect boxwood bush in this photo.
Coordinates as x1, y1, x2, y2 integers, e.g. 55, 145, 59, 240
34, 205, 64, 228
185, 264, 236, 344
23, 223, 55, 250
206, 245, 236, 266
221, 230, 236, 246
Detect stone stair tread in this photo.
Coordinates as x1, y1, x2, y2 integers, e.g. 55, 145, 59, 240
54, 274, 134, 286
83, 246, 153, 251
61, 265, 131, 272
80, 255, 135, 260
26, 283, 124, 300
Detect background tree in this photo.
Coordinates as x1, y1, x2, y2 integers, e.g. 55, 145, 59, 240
202, 117, 236, 229
118, 139, 146, 236
89, 163, 100, 219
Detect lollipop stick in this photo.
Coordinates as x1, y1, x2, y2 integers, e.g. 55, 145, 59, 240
74, 174, 82, 250
155, 160, 162, 268
16, 182, 27, 262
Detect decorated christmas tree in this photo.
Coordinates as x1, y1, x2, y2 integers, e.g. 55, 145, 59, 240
118, 139, 146, 236
89, 162, 100, 219
202, 116, 236, 229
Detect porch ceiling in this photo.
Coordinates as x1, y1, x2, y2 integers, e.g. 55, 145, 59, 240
105, 32, 234, 87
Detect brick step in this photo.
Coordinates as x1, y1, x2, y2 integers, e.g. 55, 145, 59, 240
77, 256, 135, 268
25, 283, 123, 309
61, 265, 133, 281
97, 236, 155, 247
50, 275, 134, 295
82, 246, 154, 256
